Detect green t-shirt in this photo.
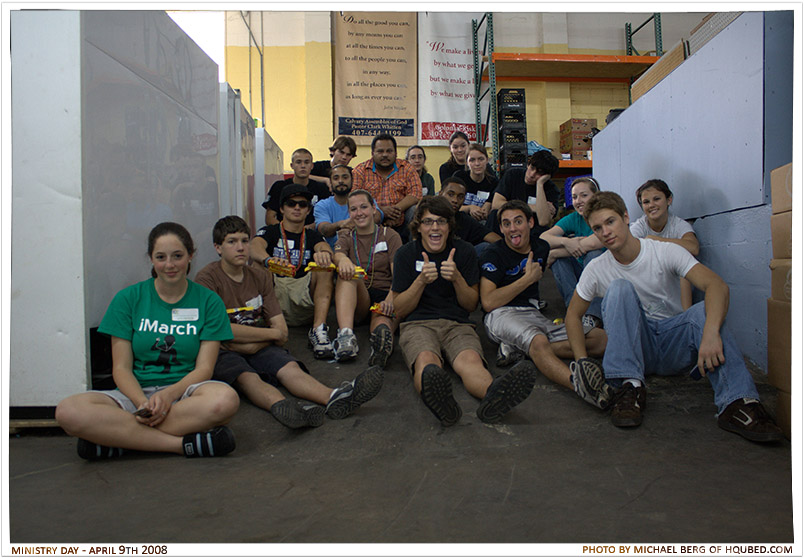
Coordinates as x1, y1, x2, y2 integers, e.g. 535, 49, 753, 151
98, 278, 233, 387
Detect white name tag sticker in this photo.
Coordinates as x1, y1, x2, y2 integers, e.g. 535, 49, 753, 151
245, 294, 263, 309
527, 196, 538, 205
375, 241, 388, 253
477, 190, 490, 201
415, 260, 424, 272
173, 308, 199, 321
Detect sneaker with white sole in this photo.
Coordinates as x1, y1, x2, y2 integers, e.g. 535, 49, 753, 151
326, 365, 384, 419
308, 323, 335, 359
495, 342, 525, 367
570, 357, 616, 409
333, 328, 359, 362
582, 314, 603, 329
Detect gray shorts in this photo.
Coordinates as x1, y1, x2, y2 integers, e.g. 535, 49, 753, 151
483, 306, 593, 354
90, 380, 227, 413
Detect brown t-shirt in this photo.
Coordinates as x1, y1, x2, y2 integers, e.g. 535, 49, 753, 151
334, 225, 402, 291
194, 261, 282, 329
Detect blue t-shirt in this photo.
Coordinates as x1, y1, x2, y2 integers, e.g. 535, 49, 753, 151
554, 211, 602, 264
98, 278, 232, 387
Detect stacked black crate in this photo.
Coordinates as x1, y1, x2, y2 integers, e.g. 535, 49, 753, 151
498, 89, 527, 174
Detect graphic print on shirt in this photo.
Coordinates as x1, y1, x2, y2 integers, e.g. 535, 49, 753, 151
148, 335, 179, 374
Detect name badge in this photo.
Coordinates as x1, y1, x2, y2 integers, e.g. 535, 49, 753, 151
527, 196, 538, 205
245, 294, 263, 309
477, 190, 490, 201
173, 308, 199, 321
415, 260, 424, 272
375, 241, 388, 253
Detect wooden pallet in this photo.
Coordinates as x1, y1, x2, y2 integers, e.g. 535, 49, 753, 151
9, 418, 60, 434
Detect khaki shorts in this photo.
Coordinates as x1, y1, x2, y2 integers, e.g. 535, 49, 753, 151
399, 318, 486, 372
273, 274, 315, 327
483, 306, 593, 354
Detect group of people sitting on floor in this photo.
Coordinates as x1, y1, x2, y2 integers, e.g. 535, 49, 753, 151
55, 133, 783, 461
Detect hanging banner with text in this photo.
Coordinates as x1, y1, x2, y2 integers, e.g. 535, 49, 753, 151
418, 12, 488, 146
333, 12, 418, 146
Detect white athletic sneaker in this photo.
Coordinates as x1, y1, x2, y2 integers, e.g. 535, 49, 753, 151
308, 323, 335, 359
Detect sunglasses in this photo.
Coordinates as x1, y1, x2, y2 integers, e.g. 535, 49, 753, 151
284, 199, 310, 208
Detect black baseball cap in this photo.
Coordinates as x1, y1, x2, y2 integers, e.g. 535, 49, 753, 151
280, 184, 314, 205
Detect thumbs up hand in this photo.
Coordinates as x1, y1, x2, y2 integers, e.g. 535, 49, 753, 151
420, 251, 439, 284
440, 248, 459, 282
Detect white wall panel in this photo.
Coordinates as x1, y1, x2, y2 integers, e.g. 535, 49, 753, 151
11, 11, 88, 404
594, 12, 764, 219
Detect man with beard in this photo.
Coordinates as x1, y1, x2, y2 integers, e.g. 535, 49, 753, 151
352, 133, 422, 240
313, 164, 384, 248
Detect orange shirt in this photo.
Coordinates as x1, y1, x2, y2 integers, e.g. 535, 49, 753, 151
352, 158, 423, 207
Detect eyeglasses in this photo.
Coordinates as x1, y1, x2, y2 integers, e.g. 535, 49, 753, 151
284, 199, 310, 208
421, 218, 448, 227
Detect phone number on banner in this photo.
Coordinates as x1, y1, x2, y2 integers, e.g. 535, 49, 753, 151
338, 117, 414, 137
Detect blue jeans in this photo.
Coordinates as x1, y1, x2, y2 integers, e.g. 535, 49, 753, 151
600, 279, 759, 414
551, 249, 604, 317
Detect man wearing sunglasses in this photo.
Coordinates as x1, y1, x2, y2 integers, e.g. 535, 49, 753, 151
251, 184, 337, 359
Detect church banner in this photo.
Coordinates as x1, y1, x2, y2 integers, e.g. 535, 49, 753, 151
417, 12, 488, 145
333, 12, 418, 145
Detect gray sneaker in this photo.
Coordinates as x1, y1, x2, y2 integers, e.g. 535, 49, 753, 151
269, 399, 325, 429
326, 365, 384, 419
495, 342, 525, 367
333, 328, 359, 362
570, 357, 615, 409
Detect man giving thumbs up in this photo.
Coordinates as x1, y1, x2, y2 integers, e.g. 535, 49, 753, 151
392, 196, 537, 427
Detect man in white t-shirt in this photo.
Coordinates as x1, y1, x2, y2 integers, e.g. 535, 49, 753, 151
565, 191, 782, 443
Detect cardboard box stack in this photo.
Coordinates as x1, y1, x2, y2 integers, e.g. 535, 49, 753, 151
768, 162, 792, 438
560, 118, 596, 160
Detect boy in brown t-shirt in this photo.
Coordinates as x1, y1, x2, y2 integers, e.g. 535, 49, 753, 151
195, 216, 383, 428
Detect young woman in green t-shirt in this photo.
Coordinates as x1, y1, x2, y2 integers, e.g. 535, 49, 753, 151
56, 222, 240, 459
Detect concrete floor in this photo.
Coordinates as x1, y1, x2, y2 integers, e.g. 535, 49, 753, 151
8, 272, 793, 544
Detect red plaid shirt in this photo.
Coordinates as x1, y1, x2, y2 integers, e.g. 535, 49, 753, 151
352, 158, 423, 207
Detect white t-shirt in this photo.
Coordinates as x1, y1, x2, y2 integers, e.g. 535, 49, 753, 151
630, 213, 695, 240
576, 239, 698, 320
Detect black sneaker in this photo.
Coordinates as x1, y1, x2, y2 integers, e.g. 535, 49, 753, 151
610, 383, 646, 427
182, 426, 236, 457
270, 399, 325, 429
420, 364, 462, 427
325, 365, 384, 419
368, 324, 394, 369
476, 361, 536, 424
77, 439, 125, 461
717, 398, 784, 443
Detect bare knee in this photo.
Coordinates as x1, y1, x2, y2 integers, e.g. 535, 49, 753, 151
528, 334, 551, 359
201, 384, 240, 423
55, 394, 110, 436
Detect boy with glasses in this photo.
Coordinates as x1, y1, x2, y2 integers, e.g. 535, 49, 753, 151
391, 196, 536, 426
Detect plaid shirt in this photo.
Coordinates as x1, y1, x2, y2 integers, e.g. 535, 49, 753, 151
352, 158, 423, 207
